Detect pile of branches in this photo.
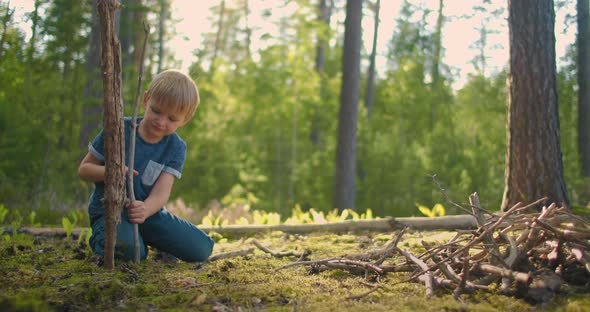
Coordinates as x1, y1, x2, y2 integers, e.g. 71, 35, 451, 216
271, 194, 590, 303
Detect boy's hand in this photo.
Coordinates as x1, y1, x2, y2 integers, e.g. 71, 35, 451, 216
125, 167, 139, 176
126, 200, 147, 224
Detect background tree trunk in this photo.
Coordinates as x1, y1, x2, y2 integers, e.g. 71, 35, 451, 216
311, 0, 333, 146
578, 0, 590, 179
97, 0, 126, 270
334, 0, 362, 210
431, 0, 444, 87
364, 0, 380, 120
501, 0, 569, 211
80, 0, 103, 151
0, 3, 14, 60
157, 0, 167, 73
210, 0, 226, 75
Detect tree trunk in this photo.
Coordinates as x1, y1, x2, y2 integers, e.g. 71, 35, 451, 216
243, 0, 251, 58
210, 0, 226, 74
26, 0, 41, 62
310, 0, 333, 146
334, 0, 362, 210
157, 0, 167, 73
80, 0, 103, 150
431, 0, 444, 87
578, 0, 590, 178
97, 0, 126, 270
501, 0, 569, 211
0, 4, 14, 61
364, 0, 380, 120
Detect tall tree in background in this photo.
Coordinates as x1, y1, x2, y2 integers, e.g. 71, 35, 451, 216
502, 0, 569, 211
578, 0, 590, 179
470, 1, 504, 76
0, 3, 14, 60
364, 0, 380, 120
311, 0, 333, 146
210, 0, 225, 74
334, 0, 362, 210
156, 0, 168, 73
431, 0, 444, 87
81, 0, 103, 150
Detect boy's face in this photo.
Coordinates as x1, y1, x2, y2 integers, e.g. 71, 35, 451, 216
140, 95, 189, 141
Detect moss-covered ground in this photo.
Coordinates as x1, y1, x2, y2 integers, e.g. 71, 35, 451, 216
1, 229, 589, 311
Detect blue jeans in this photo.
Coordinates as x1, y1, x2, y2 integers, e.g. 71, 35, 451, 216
90, 207, 214, 262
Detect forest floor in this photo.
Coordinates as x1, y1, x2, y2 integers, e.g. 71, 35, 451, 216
1, 228, 589, 312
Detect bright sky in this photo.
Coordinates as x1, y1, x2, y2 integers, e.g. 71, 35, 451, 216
10, 0, 577, 89
169, 0, 576, 89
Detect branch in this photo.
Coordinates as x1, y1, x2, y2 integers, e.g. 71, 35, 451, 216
127, 21, 150, 263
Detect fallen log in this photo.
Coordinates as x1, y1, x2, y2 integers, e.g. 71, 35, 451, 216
199, 215, 478, 235
2, 215, 479, 237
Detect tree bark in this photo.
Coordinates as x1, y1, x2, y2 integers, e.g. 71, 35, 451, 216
578, 0, 590, 178
97, 0, 126, 270
501, 0, 569, 211
334, 0, 362, 210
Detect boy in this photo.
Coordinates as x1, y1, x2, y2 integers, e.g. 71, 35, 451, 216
78, 69, 214, 262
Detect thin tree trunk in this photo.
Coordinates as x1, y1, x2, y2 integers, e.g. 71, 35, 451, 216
311, 0, 333, 146
243, 0, 251, 59
157, 0, 167, 73
80, 0, 103, 150
97, 0, 126, 270
431, 0, 444, 87
578, 0, 590, 178
334, 0, 362, 210
132, 0, 145, 71
365, 0, 380, 120
501, 0, 569, 211
0, 3, 14, 61
210, 0, 225, 74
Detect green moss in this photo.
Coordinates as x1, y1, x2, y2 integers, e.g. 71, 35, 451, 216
0, 231, 588, 311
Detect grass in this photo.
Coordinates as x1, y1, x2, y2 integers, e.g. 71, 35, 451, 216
0, 229, 589, 311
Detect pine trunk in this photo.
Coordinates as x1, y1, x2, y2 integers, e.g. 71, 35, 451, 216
501, 0, 569, 211
334, 0, 362, 210
578, 0, 590, 178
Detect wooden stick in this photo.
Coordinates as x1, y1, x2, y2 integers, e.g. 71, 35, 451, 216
208, 248, 255, 262
97, 0, 124, 270
127, 21, 150, 263
476, 264, 531, 284
251, 239, 308, 258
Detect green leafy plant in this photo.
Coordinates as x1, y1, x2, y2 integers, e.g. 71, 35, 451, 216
0, 204, 8, 224
417, 203, 446, 218
28, 211, 41, 227
62, 217, 73, 239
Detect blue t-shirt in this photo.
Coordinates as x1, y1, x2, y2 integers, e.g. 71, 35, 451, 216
87, 117, 187, 224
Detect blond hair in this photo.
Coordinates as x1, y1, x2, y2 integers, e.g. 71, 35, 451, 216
145, 69, 199, 120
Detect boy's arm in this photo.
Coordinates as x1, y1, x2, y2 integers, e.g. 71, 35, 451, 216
78, 152, 138, 183
126, 172, 175, 223
78, 153, 105, 182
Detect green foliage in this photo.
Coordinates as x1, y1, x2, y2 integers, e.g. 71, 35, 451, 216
0, 0, 586, 226
62, 217, 73, 239
0, 204, 8, 224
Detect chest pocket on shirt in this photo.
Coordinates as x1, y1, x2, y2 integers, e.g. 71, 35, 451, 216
142, 160, 164, 186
